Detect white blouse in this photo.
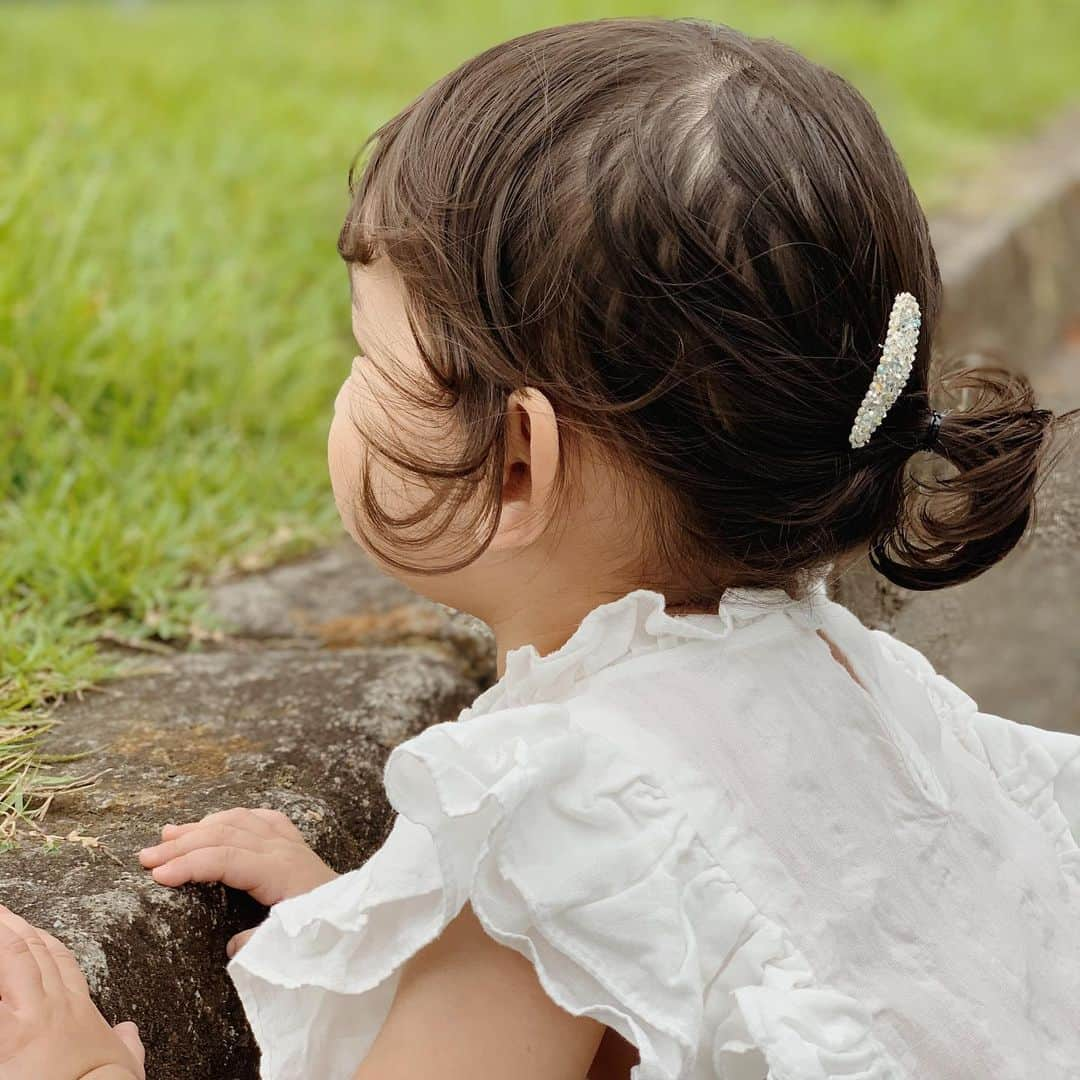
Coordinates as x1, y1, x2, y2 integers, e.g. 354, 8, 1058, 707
226, 582, 1080, 1080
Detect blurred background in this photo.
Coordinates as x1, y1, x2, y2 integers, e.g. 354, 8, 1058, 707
3, 0, 1079, 830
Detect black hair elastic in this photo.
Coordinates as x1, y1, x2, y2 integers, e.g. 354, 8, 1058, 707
921, 409, 945, 452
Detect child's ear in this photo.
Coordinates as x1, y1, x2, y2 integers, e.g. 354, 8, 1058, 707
488, 387, 559, 552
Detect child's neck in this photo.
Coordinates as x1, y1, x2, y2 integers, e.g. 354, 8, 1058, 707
490, 585, 720, 678
492, 594, 600, 678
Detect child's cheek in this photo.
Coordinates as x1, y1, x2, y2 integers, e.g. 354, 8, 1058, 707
328, 393, 366, 546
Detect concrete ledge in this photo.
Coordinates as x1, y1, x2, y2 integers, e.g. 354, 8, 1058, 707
207, 539, 496, 684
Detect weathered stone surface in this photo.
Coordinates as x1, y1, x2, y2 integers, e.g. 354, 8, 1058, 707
3, 647, 484, 1080
208, 538, 496, 683
931, 105, 1080, 370
208, 541, 411, 642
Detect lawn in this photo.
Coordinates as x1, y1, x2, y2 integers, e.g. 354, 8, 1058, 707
3, 0, 1079, 845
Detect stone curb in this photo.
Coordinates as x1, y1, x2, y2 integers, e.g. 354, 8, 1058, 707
4, 643, 486, 1079
931, 105, 1080, 373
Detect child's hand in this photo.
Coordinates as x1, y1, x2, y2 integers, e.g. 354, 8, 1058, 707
137, 806, 339, 909
0, 903, 146, 1080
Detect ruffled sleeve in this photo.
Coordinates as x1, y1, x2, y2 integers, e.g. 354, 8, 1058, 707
871, 627, 1080, 885
960, 710, 1080, 872
227, 703, 703, 1079
227, 700, 907, 1080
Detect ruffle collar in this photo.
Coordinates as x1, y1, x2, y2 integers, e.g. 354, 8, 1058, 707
462, 577, 831, 719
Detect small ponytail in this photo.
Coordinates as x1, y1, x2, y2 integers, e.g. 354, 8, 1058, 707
869, 364, 1080, 591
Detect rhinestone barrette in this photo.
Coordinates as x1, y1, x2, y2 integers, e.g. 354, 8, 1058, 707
848, 291, 922, 449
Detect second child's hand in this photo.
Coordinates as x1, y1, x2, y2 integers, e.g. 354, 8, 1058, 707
138, 807, 340, 956
0, 904, 145, 1080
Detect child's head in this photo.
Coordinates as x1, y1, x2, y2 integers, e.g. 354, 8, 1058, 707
328, 16, 1072, 618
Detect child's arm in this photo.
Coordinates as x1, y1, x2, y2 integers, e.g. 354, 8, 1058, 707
143, 807, 606, 1078
352, 900, 606, 1080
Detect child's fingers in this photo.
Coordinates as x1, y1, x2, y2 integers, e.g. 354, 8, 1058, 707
113, 1021, 145, 1074
32, 925, 90, 997
160, 806, 278, 842
0, 905, 46, 1006
149, 845, 266, 894
248, 807, 303, 838
159, 822, 195, 838
195, 807, 279, 837
225, 927, 257, 959
0, 905, 62, 1002
140, 821, 265, 868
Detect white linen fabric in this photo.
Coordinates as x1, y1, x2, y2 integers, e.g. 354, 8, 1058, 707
227, 581, 1080, 1079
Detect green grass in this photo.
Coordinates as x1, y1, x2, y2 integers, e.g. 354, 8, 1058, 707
3, 0, 1079, 847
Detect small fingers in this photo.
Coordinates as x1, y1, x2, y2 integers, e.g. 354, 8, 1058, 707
225, 927, 257, 959
158, 806, 277, 842
159, 822, 195, 839
140, 821, 264, 868
197, 806, 280, 836
113, 1020, 146, 1074
146, 845, 266, 894
33, 925, 90, 996
0, 905, 59, 1002
248, 808, 302, 838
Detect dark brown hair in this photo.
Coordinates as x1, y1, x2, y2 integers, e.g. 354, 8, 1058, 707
336, 16, 1077, 601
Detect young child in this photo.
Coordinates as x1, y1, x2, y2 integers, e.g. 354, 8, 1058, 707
4, 15, 1079, 1080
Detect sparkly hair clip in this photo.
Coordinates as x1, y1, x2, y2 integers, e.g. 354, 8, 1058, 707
848, 291, 922, 449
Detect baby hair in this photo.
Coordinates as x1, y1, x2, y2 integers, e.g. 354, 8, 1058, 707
336, 16, 1078, 601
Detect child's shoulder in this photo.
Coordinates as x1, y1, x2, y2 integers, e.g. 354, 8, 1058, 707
234, 681, 915, 1080
229, 591, 1080, 1080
